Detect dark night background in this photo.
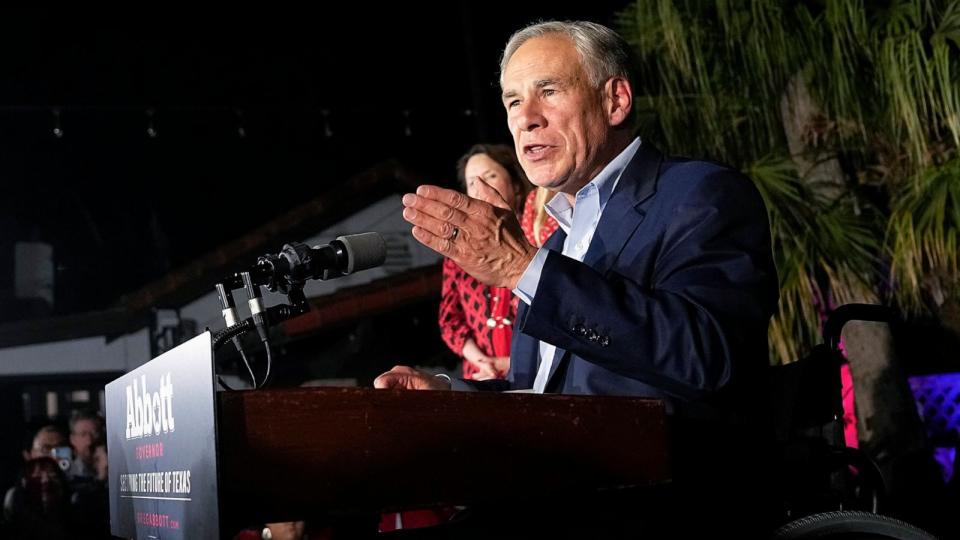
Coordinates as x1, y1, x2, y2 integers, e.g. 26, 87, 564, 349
0, 3, 631, 322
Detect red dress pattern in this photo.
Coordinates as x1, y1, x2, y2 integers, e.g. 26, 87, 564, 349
439, 258, 517, 380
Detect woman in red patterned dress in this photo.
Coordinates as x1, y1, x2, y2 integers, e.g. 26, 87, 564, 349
439, 144, 532, 380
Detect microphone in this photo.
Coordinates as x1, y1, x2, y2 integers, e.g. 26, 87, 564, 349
256, 232, 387, 286
213, 233, 386, 387
334, 232, 388, 275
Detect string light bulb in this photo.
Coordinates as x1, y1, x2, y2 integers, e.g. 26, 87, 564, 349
52, 108, 63, 138
146, 108, 158, 138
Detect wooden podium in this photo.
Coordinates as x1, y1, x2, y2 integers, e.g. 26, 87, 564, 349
216, 387, 671, 532
106, 334, 671, 539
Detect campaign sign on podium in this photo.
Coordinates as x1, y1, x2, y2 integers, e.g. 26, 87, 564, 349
105, 332, 220, 539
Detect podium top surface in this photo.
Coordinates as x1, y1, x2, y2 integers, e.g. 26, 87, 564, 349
217, 386, 671, 523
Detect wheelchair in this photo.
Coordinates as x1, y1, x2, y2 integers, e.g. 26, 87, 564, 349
768, 303, 940, 539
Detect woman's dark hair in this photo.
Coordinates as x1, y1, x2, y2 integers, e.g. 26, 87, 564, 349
455, 143, 531, 205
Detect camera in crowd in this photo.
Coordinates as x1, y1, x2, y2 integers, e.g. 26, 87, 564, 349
50, 446, 73, 473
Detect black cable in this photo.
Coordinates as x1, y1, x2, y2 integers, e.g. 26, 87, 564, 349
215, 346, 258, 391
259, 340, 273, 389
236, 343, 258, 389
212, 319, 253, 350
215, 281, 254, 388
213, 303, 305, 390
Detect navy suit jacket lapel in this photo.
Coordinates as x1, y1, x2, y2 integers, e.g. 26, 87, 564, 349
582, 143, 662, 274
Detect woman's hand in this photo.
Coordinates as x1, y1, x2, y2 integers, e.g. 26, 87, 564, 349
463, 340, 510, 379
470, 356, 510, 380
467, 357, 500, 380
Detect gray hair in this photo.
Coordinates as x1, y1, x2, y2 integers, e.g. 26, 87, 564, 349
499, 20, 634, 90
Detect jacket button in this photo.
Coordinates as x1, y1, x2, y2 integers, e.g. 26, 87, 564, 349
587, 329, 599, 341
573, 324, 587, 336
599, 336, 610, 347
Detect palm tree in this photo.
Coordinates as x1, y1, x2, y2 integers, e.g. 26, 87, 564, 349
616, 0, 960, 363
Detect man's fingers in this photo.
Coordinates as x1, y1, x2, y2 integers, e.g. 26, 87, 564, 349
373, 365, 417, 389
403, 192, 471, 228
402, 205, 460, 241
470, 177, 512, 211
415, 185, 476, 212
410, 226, 456, 257
376, 373, 420, 389
373, 365, 450, 391
373, 373, 400, 389
388, 365, 418, 375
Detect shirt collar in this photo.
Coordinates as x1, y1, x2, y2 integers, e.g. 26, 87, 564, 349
545, 137, 643, 233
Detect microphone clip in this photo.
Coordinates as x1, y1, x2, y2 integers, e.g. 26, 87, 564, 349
257, 241, 345, 296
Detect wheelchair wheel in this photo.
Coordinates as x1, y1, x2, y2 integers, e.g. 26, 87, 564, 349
771, 511, 937, 539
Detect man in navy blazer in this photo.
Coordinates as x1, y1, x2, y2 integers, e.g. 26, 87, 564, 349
492, 144, 776, 415
375, 21, 778, 424
375, 19, 780, 535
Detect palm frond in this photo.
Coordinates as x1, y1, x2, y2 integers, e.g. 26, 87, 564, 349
888, 155, 960, 312
747, 155, 881, 361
